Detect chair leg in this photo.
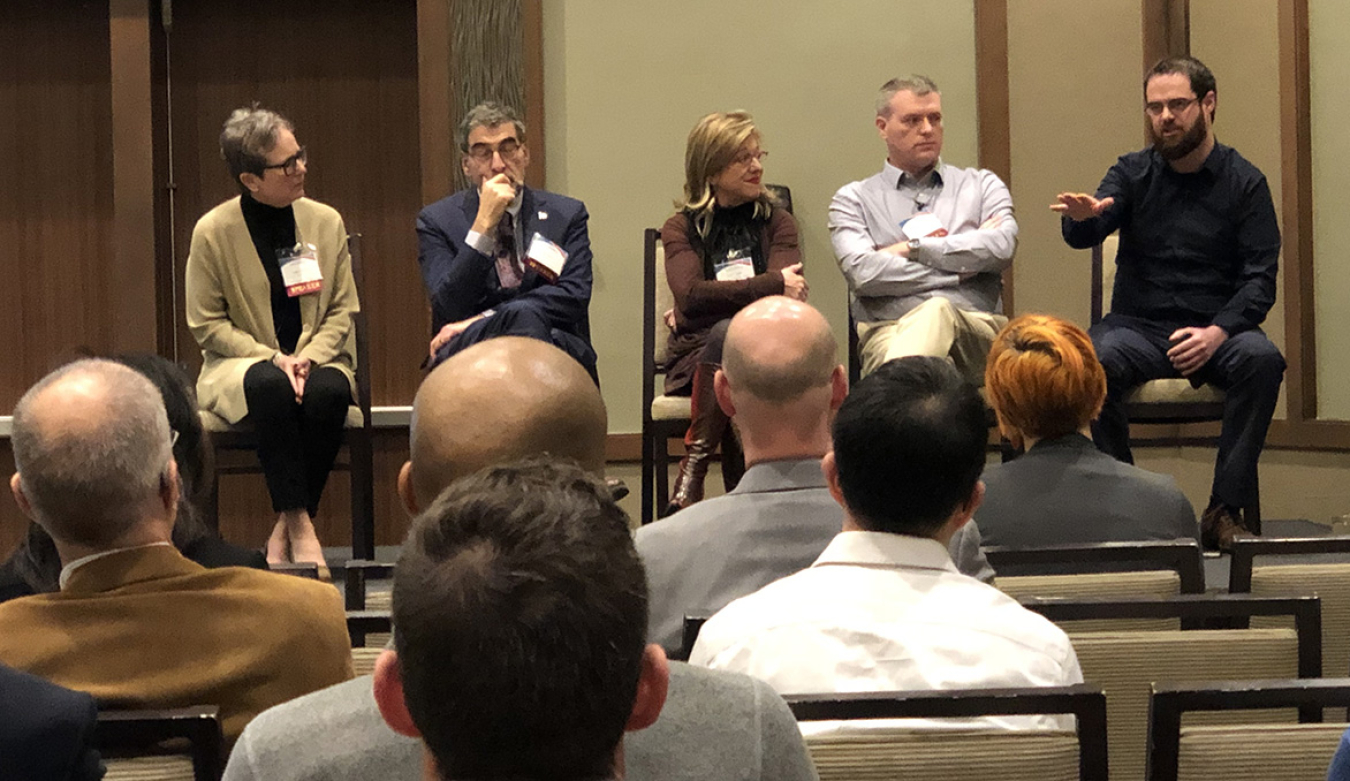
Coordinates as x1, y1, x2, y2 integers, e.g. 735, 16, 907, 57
1246, 481, 1261, 536
349, 432, 376, 560
640, 430, 655, 527
655, 436, 672, 519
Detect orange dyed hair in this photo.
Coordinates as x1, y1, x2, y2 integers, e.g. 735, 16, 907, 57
984, 314, 1107, 447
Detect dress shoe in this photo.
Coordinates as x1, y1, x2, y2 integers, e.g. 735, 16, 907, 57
1200, 503, 1255, 552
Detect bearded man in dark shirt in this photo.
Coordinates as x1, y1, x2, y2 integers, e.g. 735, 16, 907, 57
1053, 56, 1284, 551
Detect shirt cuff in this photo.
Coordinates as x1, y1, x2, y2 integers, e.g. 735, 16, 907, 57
466, 229, 494, 257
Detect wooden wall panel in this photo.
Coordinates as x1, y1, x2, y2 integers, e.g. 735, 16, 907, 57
0, 1, 115, 409
163, 0, 427, 406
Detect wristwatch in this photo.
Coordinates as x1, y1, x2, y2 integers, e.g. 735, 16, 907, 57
907, 238, 922, 255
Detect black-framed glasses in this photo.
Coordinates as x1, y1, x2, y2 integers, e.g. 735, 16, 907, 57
1145, 97, 1199, 117
466, 138, 523, 163
262, 147, 307, 176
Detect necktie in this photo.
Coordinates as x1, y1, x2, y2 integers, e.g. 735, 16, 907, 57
494, 211, 523, 289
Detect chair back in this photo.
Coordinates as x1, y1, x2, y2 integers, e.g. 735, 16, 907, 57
1090, 233, 1120, 325
1000, 570, 1184, 631
1231, 537, 1350, 679
343, 559, 395, 610
347, 609, 393, 676
1025, 594, 1322, 781
1148, 679, 1350, 781
97, 707, 223, 781
788, 685, 1108, 781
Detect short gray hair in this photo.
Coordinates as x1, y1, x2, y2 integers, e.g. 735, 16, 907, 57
877, 75, 940, 116
457, 101, 526, 153
11, 359, 173, 548
220, 106, 294, 184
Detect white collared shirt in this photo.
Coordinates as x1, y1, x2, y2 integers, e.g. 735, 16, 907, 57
690, 531, 1082, 731
58, 542, 175, 589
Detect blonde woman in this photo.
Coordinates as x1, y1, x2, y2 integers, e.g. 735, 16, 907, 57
661, 111, 806, 513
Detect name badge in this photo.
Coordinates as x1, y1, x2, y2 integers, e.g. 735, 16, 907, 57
713, 248, 755, 282
525, 233, 568, 283
278, 244, 323, 297
900, 212, 949, 240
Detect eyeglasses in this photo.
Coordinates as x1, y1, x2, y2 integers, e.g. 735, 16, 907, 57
1145, 97, 1199, 117
732, 149, 768, 167
262, 147, 307, 176
467, 139, 523, 163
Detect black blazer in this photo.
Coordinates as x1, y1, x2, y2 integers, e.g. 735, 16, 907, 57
0, 664, 103, 781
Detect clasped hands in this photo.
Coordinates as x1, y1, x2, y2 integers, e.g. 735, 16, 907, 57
272, 353, 311, 402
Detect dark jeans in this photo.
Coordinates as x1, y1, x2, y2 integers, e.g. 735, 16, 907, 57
242, 361, 351, 516
1089, 313, 1285, 508
431, 306, 599, 385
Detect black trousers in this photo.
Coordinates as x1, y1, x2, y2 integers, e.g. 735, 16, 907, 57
242, 361, 351, 516
1089, 313, 1285, 508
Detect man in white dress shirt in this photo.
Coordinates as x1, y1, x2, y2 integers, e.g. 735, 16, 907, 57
830, 75, 1017, 380
690, 356, 1082, 730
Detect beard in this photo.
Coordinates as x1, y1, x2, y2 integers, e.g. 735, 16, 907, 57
1151, 115, 1207, 161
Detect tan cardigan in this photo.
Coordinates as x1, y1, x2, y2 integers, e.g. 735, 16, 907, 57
185, 196, 359, 424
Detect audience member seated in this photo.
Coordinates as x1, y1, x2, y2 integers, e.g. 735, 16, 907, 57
690, 356, 1082, 730
639, 296, 994, 654
978, 314, 1198, 548
1328, 727, 1350, 781
224, 337, 817, 781
0, 663, 103, 781
372, 458, 666, 781
0, 353, 266, 604
0, 359, 353, 745
830, 75, 1017, 381
417, 102, 597, 381
661, 110, 805, 512
186, 106, 360, 569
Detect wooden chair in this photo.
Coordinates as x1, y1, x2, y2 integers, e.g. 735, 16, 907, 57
787, 685, 1109, 781
202, 234, 376, 559
1148, 679, 1350, 781
343, 559, 395, 610
991, 540, 1206, 631
347, 609, 393, 676
1025, 593, 1323, 780
97, 706, 224, 781
1230, 536, 1350, 706
639, 185, 794, 526
1092, 234, 1260, 532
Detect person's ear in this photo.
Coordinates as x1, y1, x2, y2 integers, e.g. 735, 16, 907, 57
397, 461, 419, 517
829, 365, 848, 411
952, 479, 985, 530
875, 114, 888, 137
518, 142, 531, 172
372, 650, 422, 739
713, 369, 735, 418
161, 460, 181, 517
238, 171, 261, 194
460, 154, 472, 179
10, 473, 34, 520
822, 451, 846, 509
625, 645, 669, 733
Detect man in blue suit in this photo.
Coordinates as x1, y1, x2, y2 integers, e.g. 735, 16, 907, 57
0, 663, 104, 780
417, 101, 597, 380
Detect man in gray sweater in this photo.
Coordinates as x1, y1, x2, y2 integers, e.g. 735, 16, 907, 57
223, 337, 817, 781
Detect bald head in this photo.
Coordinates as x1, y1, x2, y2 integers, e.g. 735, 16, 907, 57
11, 359, 175, 548
722, 296, 837, 403
405, 338, 608, 510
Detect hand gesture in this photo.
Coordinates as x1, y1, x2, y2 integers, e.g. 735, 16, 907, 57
273, 354, 312, 401
1167, 325, 1228, 377
663, 308, 677, 332
1051, 192, 1115, 221
781, 263, 809, 301
472, 174, 517, 233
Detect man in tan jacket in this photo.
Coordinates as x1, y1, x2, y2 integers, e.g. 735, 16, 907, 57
0, 359, 353, 745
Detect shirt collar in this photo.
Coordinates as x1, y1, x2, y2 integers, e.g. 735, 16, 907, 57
812, 530, 957, 573
59, 542, 175, 590
882, 159, 945, 189
731, 457, 829, 495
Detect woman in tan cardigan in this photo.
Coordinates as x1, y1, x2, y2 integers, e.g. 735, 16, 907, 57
661, 111, 807, 514
185, 107, 358, 569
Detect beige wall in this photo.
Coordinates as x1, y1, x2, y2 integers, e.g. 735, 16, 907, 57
1005, 0, 1144, 325
1190, 0, 1288, 418
543, 0, 977, 434
1309, 0, 1350, 420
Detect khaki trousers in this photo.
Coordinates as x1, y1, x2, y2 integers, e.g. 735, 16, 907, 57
856, 297, 1006, 384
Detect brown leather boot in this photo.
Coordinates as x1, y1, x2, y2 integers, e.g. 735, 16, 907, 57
666, 364, 729, 515
1200, 502, 1256, 552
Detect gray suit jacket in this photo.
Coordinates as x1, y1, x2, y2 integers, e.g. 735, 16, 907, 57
223, 662, 817, 781
978, 433, 1199, 552
637, 458, 996, 654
